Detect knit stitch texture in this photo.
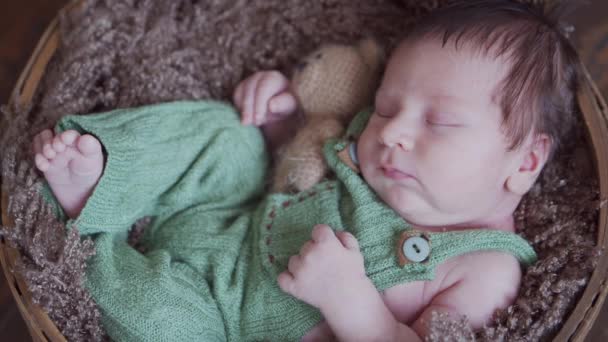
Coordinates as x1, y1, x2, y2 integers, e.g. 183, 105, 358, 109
44, 101, 536, 341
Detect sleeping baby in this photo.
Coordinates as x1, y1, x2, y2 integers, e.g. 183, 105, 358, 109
32, 0, 580, 341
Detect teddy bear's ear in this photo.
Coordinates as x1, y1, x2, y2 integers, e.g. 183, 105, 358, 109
357, 38, 385, 72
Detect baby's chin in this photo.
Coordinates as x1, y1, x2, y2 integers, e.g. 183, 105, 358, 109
390, 206, 461, 231
386, 195, 515, 232
377, 185, 432, 221
363, 169, 460, 227
375, 184, 462, 228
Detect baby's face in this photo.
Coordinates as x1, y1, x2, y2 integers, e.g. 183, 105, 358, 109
358, 39, 525, 228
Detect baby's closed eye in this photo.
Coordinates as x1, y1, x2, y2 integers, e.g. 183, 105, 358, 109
425, 111, 465, 127
374, 110, 394, 119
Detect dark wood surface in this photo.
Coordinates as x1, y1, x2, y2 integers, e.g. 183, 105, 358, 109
1, 1, 607, 341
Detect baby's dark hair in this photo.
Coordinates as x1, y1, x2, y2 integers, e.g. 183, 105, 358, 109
406, 0, 581, 155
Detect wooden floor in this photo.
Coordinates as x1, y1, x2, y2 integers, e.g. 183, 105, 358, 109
1, 0, 608, 341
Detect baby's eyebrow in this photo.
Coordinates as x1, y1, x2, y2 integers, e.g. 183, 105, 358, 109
430, 94, 474, 111
375, 91, 405, 108
431, 93, 461, 104
374, 91, 393, 102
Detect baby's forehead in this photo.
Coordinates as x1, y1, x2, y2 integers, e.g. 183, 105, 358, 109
392, 36, 512, 69
382, 38, 510, 104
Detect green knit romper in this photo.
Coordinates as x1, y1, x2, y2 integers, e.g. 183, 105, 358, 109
44, 101, 537, 342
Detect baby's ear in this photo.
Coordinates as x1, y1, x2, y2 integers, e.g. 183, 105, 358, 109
505, 134, 551, 195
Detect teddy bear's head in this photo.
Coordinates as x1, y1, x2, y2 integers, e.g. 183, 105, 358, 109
291, 38, 384, 122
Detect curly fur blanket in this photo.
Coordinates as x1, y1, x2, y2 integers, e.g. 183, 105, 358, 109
0, 0, 601, 341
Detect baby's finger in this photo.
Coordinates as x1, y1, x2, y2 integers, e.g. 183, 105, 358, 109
277, 272, 296, 296
233, 82, 245, 112
336, 231, 360, 251
243, 73, 264, 124
235, 83, 254, 125
254, 72, 289, 125
299, 241, 315, 257
288, 254, 303, 274
311, 224, 335, 243
269, 92, 298, 118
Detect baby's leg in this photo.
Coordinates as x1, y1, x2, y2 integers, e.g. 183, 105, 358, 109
32, 129, 104, 218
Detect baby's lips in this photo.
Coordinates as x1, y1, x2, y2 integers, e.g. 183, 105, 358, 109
382, 167, 414, 180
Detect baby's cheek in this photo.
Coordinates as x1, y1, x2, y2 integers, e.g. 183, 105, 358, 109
358, 135, 381, 174
434, 135, 497, 176
422, 145, 496, 210
423, 143, 476, 182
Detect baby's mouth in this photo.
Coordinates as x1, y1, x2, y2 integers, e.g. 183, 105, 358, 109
381, 166, 415, 181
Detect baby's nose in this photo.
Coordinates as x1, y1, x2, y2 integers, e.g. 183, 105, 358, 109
382, 138, 414, 151
397, 140, 414, 151
379, 124, 415, 151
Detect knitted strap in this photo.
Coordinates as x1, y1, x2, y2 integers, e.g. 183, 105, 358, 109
345, 107, 373, 139
369, 228, 538, 290
425, 229, 538, 267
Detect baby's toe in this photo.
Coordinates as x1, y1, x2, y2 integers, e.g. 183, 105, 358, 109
76, 134, 102, 157
39, 129, 53, 144
32, 129, 51, 154
42, 143, 57, 159
51, 136, 66, 152
59, 130, 80, 146
32, 134, 42, 154
35, 153, 50, 172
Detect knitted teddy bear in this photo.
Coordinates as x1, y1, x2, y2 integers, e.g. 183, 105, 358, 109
272, 38, 384, 192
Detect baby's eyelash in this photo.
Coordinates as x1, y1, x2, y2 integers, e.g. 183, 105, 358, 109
374, 111, 393, 118
425, 119, 461, 128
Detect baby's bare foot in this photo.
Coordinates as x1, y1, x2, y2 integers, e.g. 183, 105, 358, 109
32, 129, 104, 218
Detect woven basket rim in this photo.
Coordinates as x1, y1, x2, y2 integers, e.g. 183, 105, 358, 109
1, 1, 608, 341
1, 2, 80, 341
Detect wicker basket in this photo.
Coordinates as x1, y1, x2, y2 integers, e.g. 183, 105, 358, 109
1, 1, 608, 341
0, 1, 81, 339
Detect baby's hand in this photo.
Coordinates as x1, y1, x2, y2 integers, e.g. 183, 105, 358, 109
233, 70, 298, 126
277, 224, 368, 310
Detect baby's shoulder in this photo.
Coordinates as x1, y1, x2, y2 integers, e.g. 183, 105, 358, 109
438, 249, 522, 283
451, 250, 522, 292
431, 251, 522, 327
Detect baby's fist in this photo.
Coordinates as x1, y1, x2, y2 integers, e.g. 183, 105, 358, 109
233, 70, 298, 126
277, 224, 367, 310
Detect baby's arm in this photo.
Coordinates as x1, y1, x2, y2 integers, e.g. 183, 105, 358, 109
319, 278, 423, 341
278, 225, 423, 342
279, 226, 522, 341
311, 252, 520, 341
233, 71, 301, 152
412, 252, 522, 338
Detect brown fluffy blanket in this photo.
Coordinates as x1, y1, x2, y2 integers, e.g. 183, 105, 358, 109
0, 0, 601, 341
